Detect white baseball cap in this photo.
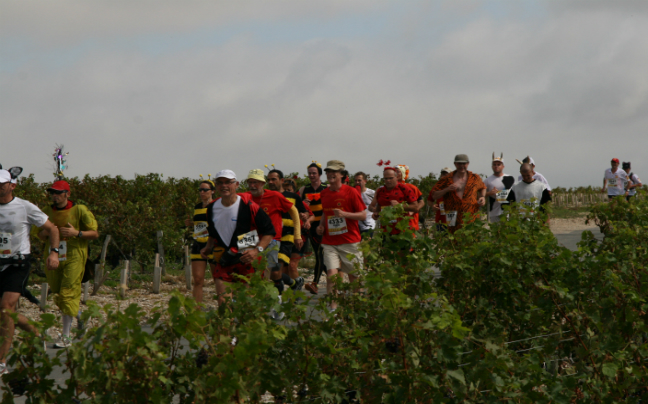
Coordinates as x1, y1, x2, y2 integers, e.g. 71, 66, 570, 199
0, 169, 16, 184
215, 169, 237, 180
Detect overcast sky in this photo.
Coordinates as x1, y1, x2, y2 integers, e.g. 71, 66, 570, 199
2, 1, 647, 189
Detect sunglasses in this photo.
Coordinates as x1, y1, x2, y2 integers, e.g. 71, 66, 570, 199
198, 188, 212, 192
47, 189, 67, 195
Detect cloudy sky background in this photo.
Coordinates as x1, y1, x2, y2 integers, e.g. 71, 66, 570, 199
2, 0, 647, 189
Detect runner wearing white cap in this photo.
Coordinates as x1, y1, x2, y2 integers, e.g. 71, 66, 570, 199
0, 168, 60, 375
516, 156, 551, 192
484, 153, 515, 223
200, 170, 275, 307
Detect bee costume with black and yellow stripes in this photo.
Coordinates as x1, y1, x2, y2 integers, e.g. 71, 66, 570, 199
191, 202, 213, 261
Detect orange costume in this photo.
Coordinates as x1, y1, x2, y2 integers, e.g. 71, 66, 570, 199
429, 171, 485, 232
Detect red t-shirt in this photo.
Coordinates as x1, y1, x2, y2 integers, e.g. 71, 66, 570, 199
375, 183, 417, 234
404, 183, 422, 230
320, 184, 367, 246
243, 190, 294, 240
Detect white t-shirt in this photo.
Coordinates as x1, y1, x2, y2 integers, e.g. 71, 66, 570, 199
484, 174, 515, 219
509, 180, 549, 216
358, 188, 376, 231
0, 197, 48, 261
212, 196, 240, 246
626, 173, 641, 196
604, 168, 628, 196
517, 171, 551, 191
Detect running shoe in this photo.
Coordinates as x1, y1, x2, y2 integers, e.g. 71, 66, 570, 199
291, 277, 305, 291
0, 363, 9, 375
54, 336, 72, 348
304, 282, 318, 295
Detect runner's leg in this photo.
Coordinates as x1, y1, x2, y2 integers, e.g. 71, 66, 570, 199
191, 260, 206, 303
0, 292, 20, 363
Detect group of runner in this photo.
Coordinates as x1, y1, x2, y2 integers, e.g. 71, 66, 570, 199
0, 154, 643, 375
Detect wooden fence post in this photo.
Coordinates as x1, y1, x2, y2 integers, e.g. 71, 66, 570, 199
152, 253, 161, 294
40, 283, 48, 311
82, 282, 89, 304
184, 245, 192, 291
157, 231, 165, 276
119, 260, 130, 298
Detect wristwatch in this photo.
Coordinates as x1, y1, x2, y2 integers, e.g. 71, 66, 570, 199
51, 248, 60, 254
78, 231, 83, 238
256, 246, 264, 253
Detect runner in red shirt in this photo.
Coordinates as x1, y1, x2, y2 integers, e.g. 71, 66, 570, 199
242, 169, 302, 320
396, 165, 424, 230
316, 160, 367, 312
368, 166, 419, 235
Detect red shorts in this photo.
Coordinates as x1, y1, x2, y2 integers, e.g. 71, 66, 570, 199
212, 262, 255, 283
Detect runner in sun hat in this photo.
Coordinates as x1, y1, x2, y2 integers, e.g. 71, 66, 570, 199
316, 160, 367, 312
429, 154, 486, 233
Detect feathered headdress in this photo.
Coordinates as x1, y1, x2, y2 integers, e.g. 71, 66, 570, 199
53, 144, 69, 180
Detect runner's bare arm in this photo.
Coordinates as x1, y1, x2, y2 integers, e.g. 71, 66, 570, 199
59, 222, 99, 240
240, 234, 274, 264
316, 213, 326, 235
368, 197, 379, 212
39, 220, 60, 270
403, 202, 419, 213
334, 209, 366, 221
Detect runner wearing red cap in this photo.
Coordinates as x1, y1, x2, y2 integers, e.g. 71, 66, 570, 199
37, 180, 99, 348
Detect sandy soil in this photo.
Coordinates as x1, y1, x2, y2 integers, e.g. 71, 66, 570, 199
549, 215, 599, 234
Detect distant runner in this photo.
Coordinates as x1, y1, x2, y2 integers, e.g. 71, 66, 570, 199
299, 162, 327, 295
201, 170, 275, 307
429, 154, 486, 233
507, 163, 551, 221
369, 166, 418, 235
516, 156, 552, 192
267, 169, 307, 291
622, 162, 642, 202
185, 180, 216, 304
282, 178, 314, 287
602, 158, 628, 200
316, 160, 367, 312
395, 165, 424, 230
353, 171, 375, 237
484, 153, 515, 223
1, 168, 60, 375
427, 167, 451, 232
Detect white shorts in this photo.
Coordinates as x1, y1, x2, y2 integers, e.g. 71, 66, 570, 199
322, 243, 363, 275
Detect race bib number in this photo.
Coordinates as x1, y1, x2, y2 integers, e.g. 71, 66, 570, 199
237, 230, 259, 250
58, 241, 68, 262
608, 178, 617, 186
439, 202, 445, 215
327, 216, 348, 236
0, 233, 12, 258
193, 222, 209, 240
446, 211, 458, 227
496, 189, 510, 203
521, 200, 539, 215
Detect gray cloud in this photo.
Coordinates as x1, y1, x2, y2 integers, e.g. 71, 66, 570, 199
2, 1, 647, 189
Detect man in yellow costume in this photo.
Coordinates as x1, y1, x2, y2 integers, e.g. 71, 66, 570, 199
37, 180, 98, 348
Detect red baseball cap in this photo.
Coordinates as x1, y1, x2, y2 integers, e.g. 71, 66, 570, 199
48, 180, 70, 192
611, 158, 620, 164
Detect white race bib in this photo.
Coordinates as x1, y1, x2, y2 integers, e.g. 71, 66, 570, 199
521, 200, 539, 216
496, 189, 510, 203
0, 233, 12, 258
58, 241, 68, 262
446, 211, 458, 227
237, 230, 259, 251
439, 202, 445, 215
608, 178, 617, 186
193, 222, 209, 240
327, 216, 348, 236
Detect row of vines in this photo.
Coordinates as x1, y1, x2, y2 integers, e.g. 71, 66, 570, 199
2, 196, 648, 402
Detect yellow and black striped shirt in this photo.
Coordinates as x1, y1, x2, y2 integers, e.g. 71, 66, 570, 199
301, 183, 325, 225
281, 191, 307, 243
192, 202, 210, 243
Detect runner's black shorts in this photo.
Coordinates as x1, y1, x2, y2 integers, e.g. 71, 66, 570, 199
279, 241, 293, 265
291, 235, 309, 257
0, 262, 31, 296
191, 241, 213, 262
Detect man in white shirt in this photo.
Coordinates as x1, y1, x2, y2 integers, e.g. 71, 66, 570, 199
353, 171, 375, 237
622, 162, 642, 201
507, 164, 552, 223
0, 168, 60, 375
602, 158, 628, 200
516, 156, 551, 192
484, 153, 515, 223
